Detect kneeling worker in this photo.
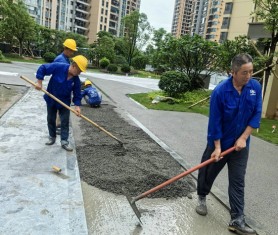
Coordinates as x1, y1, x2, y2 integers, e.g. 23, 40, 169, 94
81, 80, 102, 107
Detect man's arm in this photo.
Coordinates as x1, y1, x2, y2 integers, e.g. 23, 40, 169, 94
235, 126, 254, 151
35, 79, 43, 90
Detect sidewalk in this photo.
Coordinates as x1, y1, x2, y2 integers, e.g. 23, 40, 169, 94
0, 87, 87, 234
86, 72, 278, 235
0, 76, 233, 235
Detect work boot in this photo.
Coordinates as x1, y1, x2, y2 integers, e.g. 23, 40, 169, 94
45, 137, 56, 145
195, 195, 207, 216
61, 143, 73, 152
228, 215, 256, 235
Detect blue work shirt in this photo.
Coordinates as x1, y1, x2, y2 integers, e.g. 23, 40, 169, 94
54, 53, 70, 64
207, 76, 262, 150
36, 63, 82, 108
81, 86, 102, 105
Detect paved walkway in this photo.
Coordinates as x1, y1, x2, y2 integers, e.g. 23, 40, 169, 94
0, 86, 87, 234
1, 63, 277, 234
85, 71, 278, 235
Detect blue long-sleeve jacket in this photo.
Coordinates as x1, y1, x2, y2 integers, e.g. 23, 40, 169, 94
81, 86, 102, 105
53, 53, 70, 64
36, 63, 82, 108
207, 76, 262, 150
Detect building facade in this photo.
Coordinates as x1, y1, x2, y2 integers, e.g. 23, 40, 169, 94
22, 0, 140, 43
172, 0, 256, 43
88, 0, 140, 43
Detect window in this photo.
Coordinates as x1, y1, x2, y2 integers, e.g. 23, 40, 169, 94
100, 24, 103, 30
224, 2, 233, 14
220, 32, 228, 42
222, 17, 230, 29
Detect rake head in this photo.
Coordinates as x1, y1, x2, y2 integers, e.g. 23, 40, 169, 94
122, 187, 142, 224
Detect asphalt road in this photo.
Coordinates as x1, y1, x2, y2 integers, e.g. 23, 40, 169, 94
1, 62, 277, 235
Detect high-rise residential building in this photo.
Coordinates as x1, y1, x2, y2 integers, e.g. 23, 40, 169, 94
204, 0, 225, 41
172, 0, 257, 43
22, 0, 140, 43
171, 0, 196, 37
219, 0, 254, 42
23, 0, 78, 31
88, 0, 140, 43
191, 0, 209, 36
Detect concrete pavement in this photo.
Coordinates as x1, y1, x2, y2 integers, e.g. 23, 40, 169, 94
85, 71, 278, 235
0, 85, 87, 234
1, 62, 277, 234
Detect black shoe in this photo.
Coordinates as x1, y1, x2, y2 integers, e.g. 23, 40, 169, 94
195, 195, 207, 216
61, 143, 73, 151
228, 215, 256, 235
45, 137, 56, 145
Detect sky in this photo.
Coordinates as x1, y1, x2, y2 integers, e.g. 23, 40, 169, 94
139, 0, 176, 32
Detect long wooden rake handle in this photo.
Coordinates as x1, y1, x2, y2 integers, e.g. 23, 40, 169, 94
133, 146, 236, 202
20, 75, 123, 145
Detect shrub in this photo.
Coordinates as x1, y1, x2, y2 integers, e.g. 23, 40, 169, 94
43, 52, 56, 62
114, 55, 127, 65
131, 55, 149, 70
121, 64, 131, 73
107, 64, 118, 73
99, 57, 110, 69
158, 71, 190, 97
0, 50, 4, 60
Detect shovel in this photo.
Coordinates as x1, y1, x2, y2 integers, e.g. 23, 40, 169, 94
123, 146, 236, 224
20, 75, 123, 146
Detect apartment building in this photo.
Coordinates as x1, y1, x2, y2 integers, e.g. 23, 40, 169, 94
22, 0, 140, 43
172, 0, 256, 43
171, 0, 196, 37
23, 0, 78, 32
88, 0, 140, 43
219, 0, 254, 42
191, 0, 209, 36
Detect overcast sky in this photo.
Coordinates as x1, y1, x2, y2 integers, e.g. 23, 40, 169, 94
139, 0, 176, 32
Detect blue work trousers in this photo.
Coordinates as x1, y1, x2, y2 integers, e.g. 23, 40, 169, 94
197, 145, 249, 218
47, 105, 70, 143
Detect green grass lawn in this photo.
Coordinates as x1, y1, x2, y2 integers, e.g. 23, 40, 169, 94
129, 92, 278, 145
4, 55, 44, 64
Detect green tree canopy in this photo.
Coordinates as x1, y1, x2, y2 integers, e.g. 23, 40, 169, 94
0, 0, 36, 56
122, 10, 152, 65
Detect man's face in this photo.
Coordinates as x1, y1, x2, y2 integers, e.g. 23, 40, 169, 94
64, 48, 75, 58
70, 64, 82, 76
232, 62, 253, 86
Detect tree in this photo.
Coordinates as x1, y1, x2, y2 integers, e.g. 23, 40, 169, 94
217, 36, 267, 75
91, 31, 116, 66
0, 0, 36, 56
158, 34, 220, 90
252, 0, 278, 96
122, 10, 152, 66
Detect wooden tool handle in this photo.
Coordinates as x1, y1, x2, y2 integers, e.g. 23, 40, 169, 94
20, 75, 123, 145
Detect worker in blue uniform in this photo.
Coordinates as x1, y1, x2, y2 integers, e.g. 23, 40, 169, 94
196, 54, 262, 235
81, 80, 102, 107
35, 55, 88, 151
53, 39, 78, 135
54, 38, 77, 64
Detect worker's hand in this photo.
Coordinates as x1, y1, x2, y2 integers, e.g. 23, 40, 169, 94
234, 138, 246, 151
35, 82, 42, 90
211, 148, 222, 162
75, 106, 81, 116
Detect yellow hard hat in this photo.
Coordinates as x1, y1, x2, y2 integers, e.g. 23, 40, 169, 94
72, 55, 88, 72
63, 39, 77, 51
85, 80, 92, 86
